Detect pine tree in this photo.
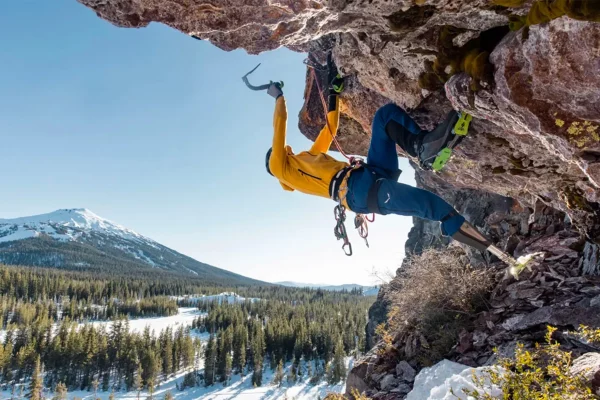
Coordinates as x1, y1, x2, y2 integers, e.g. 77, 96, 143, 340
161, 329, 173, 377
142, 349, 159, 391
203, 334, 217, 386
147, 377, 155, 400
92, 378, 99, 399
287, 359, 297, 385
224, 354, 232, 386
232, 325, 247, 375
181, 334, 195, 371
217, 327, 233, 384
251, 324, 265, 387
52, 382, 67, 400
28, 355, 43, 400
328, 339, 346, 384
134, 364, 144, 400
273, 360, 284, 387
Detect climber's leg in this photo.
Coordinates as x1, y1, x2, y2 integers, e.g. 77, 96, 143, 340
345, 170, 465, 236
376, 178, 465, 236
369, 103, 423, 163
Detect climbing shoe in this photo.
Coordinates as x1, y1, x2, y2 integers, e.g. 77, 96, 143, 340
418, 110, 459, 166
420, 112, 472, 171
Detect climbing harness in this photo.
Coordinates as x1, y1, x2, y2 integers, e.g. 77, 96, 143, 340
420, 113, 472, 172
305, 57, 376, 256
241, 63, 284, 92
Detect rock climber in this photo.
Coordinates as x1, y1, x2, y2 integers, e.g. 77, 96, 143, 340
261, 55, 499, 255
249, 54, 533, 276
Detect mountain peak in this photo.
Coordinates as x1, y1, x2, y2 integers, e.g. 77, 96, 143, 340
0, 209, 264, 285
0, 208, 147, 244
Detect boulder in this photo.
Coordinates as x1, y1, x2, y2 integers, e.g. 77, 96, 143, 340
570, 352, 600, 394
396, 360, 416, 383
379, 374, 399, 391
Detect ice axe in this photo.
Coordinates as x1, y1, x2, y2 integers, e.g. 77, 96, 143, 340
242, 63, 284, 91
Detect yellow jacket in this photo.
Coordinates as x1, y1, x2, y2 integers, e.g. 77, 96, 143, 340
269, 96, 350, 199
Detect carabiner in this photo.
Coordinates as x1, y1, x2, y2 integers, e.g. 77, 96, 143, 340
354, 214, 368, 239
342, 241, 353, 256
334, 204, 346, 222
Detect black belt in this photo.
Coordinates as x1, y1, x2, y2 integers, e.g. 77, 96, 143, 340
329, 166, 355, 202
366, 178, 385, 215
330, 165, 385, 215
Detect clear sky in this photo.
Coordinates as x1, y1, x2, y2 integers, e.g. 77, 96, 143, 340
0, 0, 416, 285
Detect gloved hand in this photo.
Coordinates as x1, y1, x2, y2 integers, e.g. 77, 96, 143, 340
327, 53, 344, 95
267, 82, 283, 99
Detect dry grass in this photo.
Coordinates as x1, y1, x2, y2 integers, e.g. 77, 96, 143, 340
386, 248, 494, 364
324, 389, 371, 400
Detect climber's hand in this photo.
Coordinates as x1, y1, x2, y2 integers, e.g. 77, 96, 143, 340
327, 53, 344, 95
267, 82, 284, 99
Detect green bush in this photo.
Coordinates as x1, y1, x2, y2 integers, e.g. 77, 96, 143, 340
464, 326, 599, 399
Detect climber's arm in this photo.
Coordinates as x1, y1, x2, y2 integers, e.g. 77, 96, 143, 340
309, 96, 341, 154
270, 96, 294, 193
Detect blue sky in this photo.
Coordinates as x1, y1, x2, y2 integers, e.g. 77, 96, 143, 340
0, 0, 416, 285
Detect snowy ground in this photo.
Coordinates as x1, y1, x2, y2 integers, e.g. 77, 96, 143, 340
0, 307, 204, 343
1, 306, 354, 399
407, 359, 503, 400
21, 358, 353, 400
86, 307, 205, 335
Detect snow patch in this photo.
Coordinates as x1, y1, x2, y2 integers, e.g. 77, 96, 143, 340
407, 359, 503, 400
86, 307, 203, 335
0, 226, 39, 243
174, 292, 260, 304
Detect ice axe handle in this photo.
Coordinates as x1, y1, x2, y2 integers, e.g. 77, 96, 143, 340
241, 63, 284, 91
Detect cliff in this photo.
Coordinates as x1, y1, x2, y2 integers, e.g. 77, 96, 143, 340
75, 1, 600, 397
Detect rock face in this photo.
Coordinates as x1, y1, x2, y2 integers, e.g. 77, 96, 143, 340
446, 18, 600, 231
79, 0, 600, 234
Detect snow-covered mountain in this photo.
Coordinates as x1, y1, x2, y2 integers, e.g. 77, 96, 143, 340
0, 208, 264, 285
0, 208, 153, 245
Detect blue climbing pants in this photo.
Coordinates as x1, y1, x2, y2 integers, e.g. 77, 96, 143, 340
345, 103, 465, 236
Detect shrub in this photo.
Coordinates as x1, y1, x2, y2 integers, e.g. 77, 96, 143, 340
464, 326, 599, 399
386, 248, 494, 364
323, 388, 371, 399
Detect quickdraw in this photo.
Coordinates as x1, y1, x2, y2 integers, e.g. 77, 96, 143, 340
330, 159, 375, 256
334, 205, 352, 256
332, 201, 373, 256
354, 214, 369, 248
304, 56, 376, 256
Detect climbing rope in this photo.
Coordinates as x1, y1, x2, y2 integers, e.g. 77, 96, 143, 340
306, 58, 375, 256
307, 64, 355, 163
